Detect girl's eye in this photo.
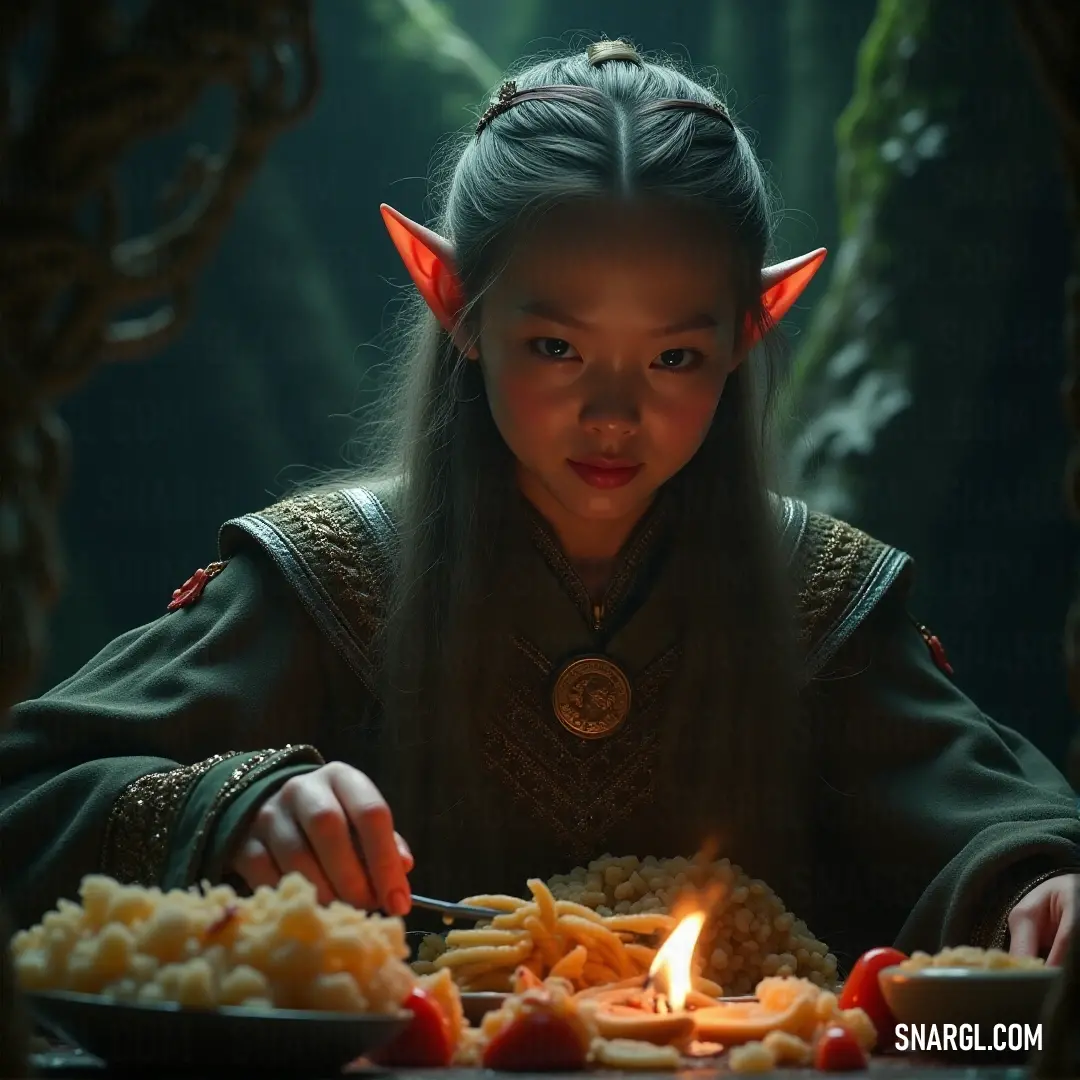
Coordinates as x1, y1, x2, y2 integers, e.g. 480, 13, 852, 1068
653, 348, 704, 371
529, 337, 579, 359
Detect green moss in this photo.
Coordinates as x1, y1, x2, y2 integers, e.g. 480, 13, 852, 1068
780, 0, 947, 494
836, 0, 933, 235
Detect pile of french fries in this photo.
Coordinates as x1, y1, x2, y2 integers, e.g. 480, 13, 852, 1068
415, 879, 722, 995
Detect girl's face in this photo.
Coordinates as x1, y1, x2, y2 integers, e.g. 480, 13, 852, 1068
477, 200, 743, 548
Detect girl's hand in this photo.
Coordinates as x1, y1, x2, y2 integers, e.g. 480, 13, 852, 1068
228, 761, 414, 915
1007, 873, 1078, 965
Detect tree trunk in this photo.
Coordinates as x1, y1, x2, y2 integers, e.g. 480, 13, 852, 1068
781, 0, 1074, 767
1009, 2, 1080, 1072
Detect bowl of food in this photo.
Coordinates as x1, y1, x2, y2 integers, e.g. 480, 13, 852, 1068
878, 947, 1060, 1042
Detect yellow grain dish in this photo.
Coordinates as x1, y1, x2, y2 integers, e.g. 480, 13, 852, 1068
419, 854, 838, 996
12, 873, 414, 1013
898, 946, 1045, 973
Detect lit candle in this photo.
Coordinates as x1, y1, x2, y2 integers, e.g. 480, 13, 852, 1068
580, 912, 709, 1046
648, 910, 706, 1011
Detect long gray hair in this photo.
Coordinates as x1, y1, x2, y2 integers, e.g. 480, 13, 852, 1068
351, 44, 807, 904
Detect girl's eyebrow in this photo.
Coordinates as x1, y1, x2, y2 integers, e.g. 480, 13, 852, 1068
518, 299, 719, 336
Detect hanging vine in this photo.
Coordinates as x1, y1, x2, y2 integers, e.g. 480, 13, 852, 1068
0, 0, 319, 711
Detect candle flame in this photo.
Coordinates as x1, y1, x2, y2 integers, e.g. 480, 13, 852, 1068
648, 911, 706, 1011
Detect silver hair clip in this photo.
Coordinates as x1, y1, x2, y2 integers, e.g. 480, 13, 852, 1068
586, 40, 643, 67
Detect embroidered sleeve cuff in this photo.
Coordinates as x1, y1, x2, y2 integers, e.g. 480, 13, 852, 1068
100, 746, 324, 889
199, 761, 325, 886
101, 752, 243, 886
971, 863, 1080, 950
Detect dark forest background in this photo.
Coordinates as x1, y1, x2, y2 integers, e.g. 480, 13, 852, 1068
36, 0, 1076, 774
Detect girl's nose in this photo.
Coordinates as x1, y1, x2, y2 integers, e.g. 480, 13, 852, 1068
585, 411, 639, 437
580, 370, 642, 436
581, 396, 641, 437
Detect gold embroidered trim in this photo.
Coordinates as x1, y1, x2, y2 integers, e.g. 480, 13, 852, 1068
512, 634, 553, 676
528, 517, 591, 620
257, 490, 390, 672
240, 489, 897, 685
102, 747, 327, 889
971, 866, 1080, 950
183, 744, 325, 883
527, 495, 673, 630
101, 753, 242, 886
791, 512, 883, 647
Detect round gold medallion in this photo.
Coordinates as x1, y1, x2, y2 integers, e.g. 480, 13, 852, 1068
551, 656, 632, 740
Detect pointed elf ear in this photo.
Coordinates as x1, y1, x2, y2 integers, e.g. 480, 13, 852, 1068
380, 204, 476, 356
745, 248, 827, 347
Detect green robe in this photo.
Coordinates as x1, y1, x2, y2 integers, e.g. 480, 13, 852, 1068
1, 485, 1077, 970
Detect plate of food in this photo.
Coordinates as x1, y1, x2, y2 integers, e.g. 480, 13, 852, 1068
26, 990, 408, 1072
11, 873, 417, 1072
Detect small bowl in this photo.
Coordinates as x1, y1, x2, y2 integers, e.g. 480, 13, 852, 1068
460, 992, 508, 1025
878, 964, 1060, 1050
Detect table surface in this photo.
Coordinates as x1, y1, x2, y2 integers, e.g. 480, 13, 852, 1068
28, 1051, 1036, 1079
399, 1069, 1032, 1080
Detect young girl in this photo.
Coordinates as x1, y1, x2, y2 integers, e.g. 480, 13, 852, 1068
1, 40, 1077, 971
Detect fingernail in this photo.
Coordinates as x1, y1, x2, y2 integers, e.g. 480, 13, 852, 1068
388, 889, 410, 916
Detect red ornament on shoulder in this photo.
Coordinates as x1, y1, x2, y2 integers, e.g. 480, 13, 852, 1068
166, 561, 227, 612
910, 616, 954, 676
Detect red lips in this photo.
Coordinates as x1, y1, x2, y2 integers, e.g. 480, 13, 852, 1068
567, 457, 643, 489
